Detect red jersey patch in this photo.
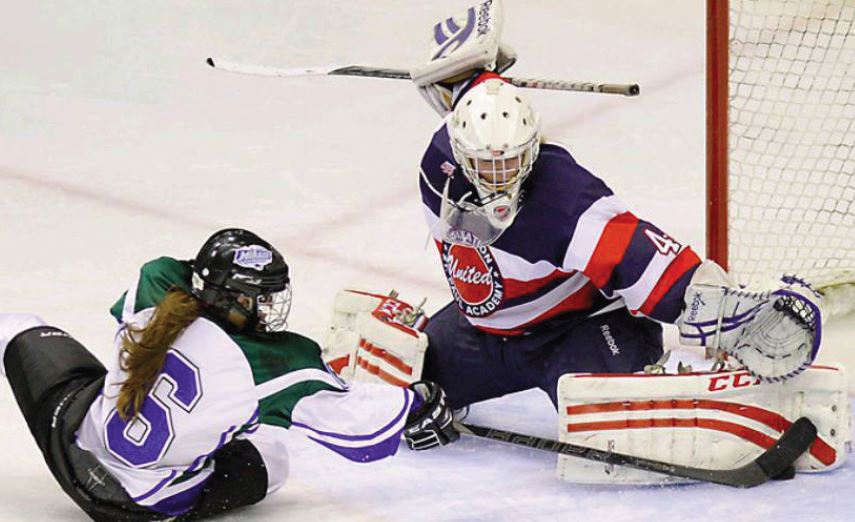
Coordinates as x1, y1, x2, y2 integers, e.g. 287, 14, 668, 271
441, 243, 504, 317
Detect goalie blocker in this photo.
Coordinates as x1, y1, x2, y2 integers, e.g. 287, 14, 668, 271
322, 289, 428, 387
556, 366, 850, 485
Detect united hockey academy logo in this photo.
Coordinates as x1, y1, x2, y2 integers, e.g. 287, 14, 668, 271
441, 242, 503, 317
234, 245, 273, 271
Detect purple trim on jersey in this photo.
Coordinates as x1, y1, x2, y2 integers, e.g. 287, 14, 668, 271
133, 470, 178, 502
309, 431, 403, 463
184, 424, 238, 476
649, 262, 699, 323
292, 387, 412, 442
147, 480, 206, 516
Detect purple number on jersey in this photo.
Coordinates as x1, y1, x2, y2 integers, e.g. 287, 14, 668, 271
105, 350, 202, 468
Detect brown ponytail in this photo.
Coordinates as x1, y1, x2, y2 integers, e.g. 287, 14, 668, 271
116, 289, 201, 420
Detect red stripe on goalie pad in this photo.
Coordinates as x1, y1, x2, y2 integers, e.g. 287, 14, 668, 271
565, 399, 836, 465
356, 355, 410, 387
567, 418, 778, 450
358, 339, 414, 376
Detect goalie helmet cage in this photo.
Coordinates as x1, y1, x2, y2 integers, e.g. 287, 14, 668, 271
706, 0, 855, 303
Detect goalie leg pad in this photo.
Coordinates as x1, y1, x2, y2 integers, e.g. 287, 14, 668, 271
555, 365, 850, 485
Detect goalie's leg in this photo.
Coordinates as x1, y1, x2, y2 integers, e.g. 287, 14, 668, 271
422, 302, 532, 409
539, 308, 664, 407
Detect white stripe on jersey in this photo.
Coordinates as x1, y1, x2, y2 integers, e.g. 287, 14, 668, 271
491, 248, 567, 282
424, 204, 568, 282
465, 272, 591, 330
122, 268, 142, 323
618, 246, 682, 311
562, 195, 628, 272
255, 368, 345, 400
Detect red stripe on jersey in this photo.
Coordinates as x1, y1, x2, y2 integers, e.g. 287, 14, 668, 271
584, 212, 639, 288
637, 247, 702, 316
474, 281, 599, 336
503, 269, 577, 300
566, 399, 836, 465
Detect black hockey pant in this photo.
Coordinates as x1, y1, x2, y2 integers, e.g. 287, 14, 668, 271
3, 326, 269, 522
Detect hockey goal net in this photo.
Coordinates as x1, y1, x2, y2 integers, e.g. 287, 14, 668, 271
706, 0, 855, 311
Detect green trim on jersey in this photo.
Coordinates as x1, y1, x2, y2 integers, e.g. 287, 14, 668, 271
110, 256, 193, 321
259, 381, 342, 429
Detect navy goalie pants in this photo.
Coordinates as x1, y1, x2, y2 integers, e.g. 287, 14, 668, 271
422, 302, 664, 409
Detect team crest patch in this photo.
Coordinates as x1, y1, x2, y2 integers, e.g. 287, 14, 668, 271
441, 242, 503, 317
234, 245, 273, 271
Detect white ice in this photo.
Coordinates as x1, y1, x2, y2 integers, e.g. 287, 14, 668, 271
1, 1, 853, 520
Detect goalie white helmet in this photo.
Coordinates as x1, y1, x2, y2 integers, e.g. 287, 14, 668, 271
440, 78, 540, 246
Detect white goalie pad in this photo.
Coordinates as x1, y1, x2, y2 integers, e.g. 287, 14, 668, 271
556, 365, 851, 485
322, 289, 428, 387
410, 0, 505, 87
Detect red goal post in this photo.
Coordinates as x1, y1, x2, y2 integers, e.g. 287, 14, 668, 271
706, 0, 855, 308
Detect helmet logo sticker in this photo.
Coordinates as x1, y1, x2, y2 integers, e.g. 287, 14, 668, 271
441, 243, 503, 317
234, 245, 274, 271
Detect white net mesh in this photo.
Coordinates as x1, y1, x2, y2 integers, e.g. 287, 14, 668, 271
727, 0, 855, 291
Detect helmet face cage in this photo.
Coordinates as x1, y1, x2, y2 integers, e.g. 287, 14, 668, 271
255, 284, 292, 332
451, 136, 540, 198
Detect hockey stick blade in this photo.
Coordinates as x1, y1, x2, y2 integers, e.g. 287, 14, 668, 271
205, 57, 640, 96
456, 417, 817, 488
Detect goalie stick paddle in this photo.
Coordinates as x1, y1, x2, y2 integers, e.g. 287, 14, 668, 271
205, 57, 640, 97
456, 417, 817, 488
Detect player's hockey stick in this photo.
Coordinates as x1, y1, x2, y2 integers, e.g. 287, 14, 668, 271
455, 417, 817, 488
205, 57, 640, 97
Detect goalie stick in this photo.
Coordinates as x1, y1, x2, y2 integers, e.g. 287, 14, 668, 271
205, 57, 640, 97
456, 417, 817, 488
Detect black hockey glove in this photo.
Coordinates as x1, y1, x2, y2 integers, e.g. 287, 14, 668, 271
403, 380, 459, 451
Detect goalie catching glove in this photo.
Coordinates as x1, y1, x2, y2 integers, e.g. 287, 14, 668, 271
676, 261, 822, 382
403, 380, 459, 451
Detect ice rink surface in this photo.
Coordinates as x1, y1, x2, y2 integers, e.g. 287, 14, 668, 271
1, 1, 853, 520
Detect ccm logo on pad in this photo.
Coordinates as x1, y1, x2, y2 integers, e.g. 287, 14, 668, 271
707, 371, 761, 392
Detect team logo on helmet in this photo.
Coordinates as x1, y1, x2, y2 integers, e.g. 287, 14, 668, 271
234, 245, 273, 271
441, 242, 503, 317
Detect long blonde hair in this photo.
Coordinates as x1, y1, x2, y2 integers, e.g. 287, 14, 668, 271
116, 289, 201, 420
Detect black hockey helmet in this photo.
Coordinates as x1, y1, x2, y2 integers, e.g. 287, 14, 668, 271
191, 228, 292, 332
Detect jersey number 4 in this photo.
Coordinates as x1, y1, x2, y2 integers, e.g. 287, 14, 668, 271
644, 228, 682, 256
105, 350, 203, 468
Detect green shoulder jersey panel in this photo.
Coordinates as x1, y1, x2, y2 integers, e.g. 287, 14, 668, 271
110, 256, 193, 321
232, 331, 344, 429
232, 330, 328, 384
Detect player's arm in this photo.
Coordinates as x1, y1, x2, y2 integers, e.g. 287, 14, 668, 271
559, 175, 702, 323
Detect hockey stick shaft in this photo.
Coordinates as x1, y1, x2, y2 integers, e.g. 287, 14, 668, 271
456, 417, 816, 488
205, 58, 640, 97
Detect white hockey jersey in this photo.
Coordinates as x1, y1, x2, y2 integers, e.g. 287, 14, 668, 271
75, 257, 416, 517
